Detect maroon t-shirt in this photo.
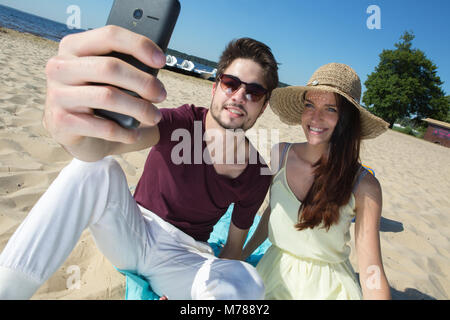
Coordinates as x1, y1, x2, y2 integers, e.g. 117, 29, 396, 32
133, 104, 271, 242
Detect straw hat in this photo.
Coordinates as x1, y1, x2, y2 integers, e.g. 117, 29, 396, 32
270, 63, 389, 139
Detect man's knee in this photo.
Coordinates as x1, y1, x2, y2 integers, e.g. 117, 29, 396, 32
65, 156, 126, 191
70, 156, 122, 179
51, 156, 128, 221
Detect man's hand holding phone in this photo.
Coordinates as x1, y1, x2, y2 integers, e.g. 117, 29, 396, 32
44, 26, 166, 158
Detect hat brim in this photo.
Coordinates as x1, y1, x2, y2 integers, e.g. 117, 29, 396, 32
269, 85, 389, 139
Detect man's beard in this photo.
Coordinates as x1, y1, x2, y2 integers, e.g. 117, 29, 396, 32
210, 101, 250, 131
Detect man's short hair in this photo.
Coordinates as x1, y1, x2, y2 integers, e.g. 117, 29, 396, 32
216, 38, 279, 99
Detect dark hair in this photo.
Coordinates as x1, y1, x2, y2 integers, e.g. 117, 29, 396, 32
295, 93, 362, 231
216, 38, 279, 99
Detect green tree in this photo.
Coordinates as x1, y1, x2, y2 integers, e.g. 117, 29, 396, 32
363, 31, 448, 128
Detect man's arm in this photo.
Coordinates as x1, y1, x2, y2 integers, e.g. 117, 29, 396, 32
60, 125, 160, 162
106, 125, 160, 156
43, 25, 167, 161
219, 222, 249, 260
241, 204, 270, 261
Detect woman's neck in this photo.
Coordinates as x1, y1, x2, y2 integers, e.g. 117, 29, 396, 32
301, 142, 329, 165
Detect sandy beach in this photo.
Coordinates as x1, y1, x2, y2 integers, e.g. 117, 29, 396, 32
0, 27, 449, 300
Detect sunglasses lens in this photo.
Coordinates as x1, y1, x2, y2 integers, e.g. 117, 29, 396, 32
220, 74, 267, 102
220, 75, 241, 92
246, 84, 267, 101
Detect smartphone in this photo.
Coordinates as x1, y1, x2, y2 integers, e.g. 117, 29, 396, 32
94, 0, 181, 129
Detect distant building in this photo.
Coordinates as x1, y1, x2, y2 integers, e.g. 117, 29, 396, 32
422, 118, 450, 148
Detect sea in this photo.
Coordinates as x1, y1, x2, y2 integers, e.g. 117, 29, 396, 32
0, 4, 216, 75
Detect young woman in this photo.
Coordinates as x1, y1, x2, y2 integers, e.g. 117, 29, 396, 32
243, 63, 392, 299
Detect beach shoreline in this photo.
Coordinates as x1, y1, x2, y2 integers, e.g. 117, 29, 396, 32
0, 27, 449, 300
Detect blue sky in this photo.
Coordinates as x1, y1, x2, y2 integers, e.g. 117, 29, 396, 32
1, 0, 449, 96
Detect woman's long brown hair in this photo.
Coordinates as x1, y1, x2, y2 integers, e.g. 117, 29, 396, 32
295, 93, 362, 231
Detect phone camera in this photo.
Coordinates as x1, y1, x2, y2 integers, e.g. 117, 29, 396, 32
133, 9, 143, 20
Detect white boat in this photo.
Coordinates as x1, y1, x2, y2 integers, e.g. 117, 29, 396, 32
177, 60, 195, 72
195, 68, 217, 80
165, 55, 177, 67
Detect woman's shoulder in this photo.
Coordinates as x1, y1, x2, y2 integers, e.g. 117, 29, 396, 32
271, 142, 305, 155
353, 168, 382, 204
270, 142, 302, 159
270, 142, 292, 173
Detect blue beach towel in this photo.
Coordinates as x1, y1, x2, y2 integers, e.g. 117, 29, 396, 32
115, 203, 271, 300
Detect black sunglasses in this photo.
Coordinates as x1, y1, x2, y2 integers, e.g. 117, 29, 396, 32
219, 74, 268, 102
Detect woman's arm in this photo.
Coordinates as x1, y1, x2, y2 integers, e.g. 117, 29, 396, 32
241, 142, 287, 261
354, 173, 391, 299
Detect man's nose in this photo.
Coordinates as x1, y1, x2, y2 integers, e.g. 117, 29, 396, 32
231, 86, 248, 103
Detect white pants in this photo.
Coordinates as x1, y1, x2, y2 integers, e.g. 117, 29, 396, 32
0, 157, 264, 300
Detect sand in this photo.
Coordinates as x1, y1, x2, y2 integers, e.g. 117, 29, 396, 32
0, 27, 449, 300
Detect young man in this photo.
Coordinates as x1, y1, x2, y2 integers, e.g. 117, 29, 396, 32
0, 26, 279, 299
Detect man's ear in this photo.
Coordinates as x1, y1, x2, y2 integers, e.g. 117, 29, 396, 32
259, 99, 269, 116
211, 82, 217, 97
